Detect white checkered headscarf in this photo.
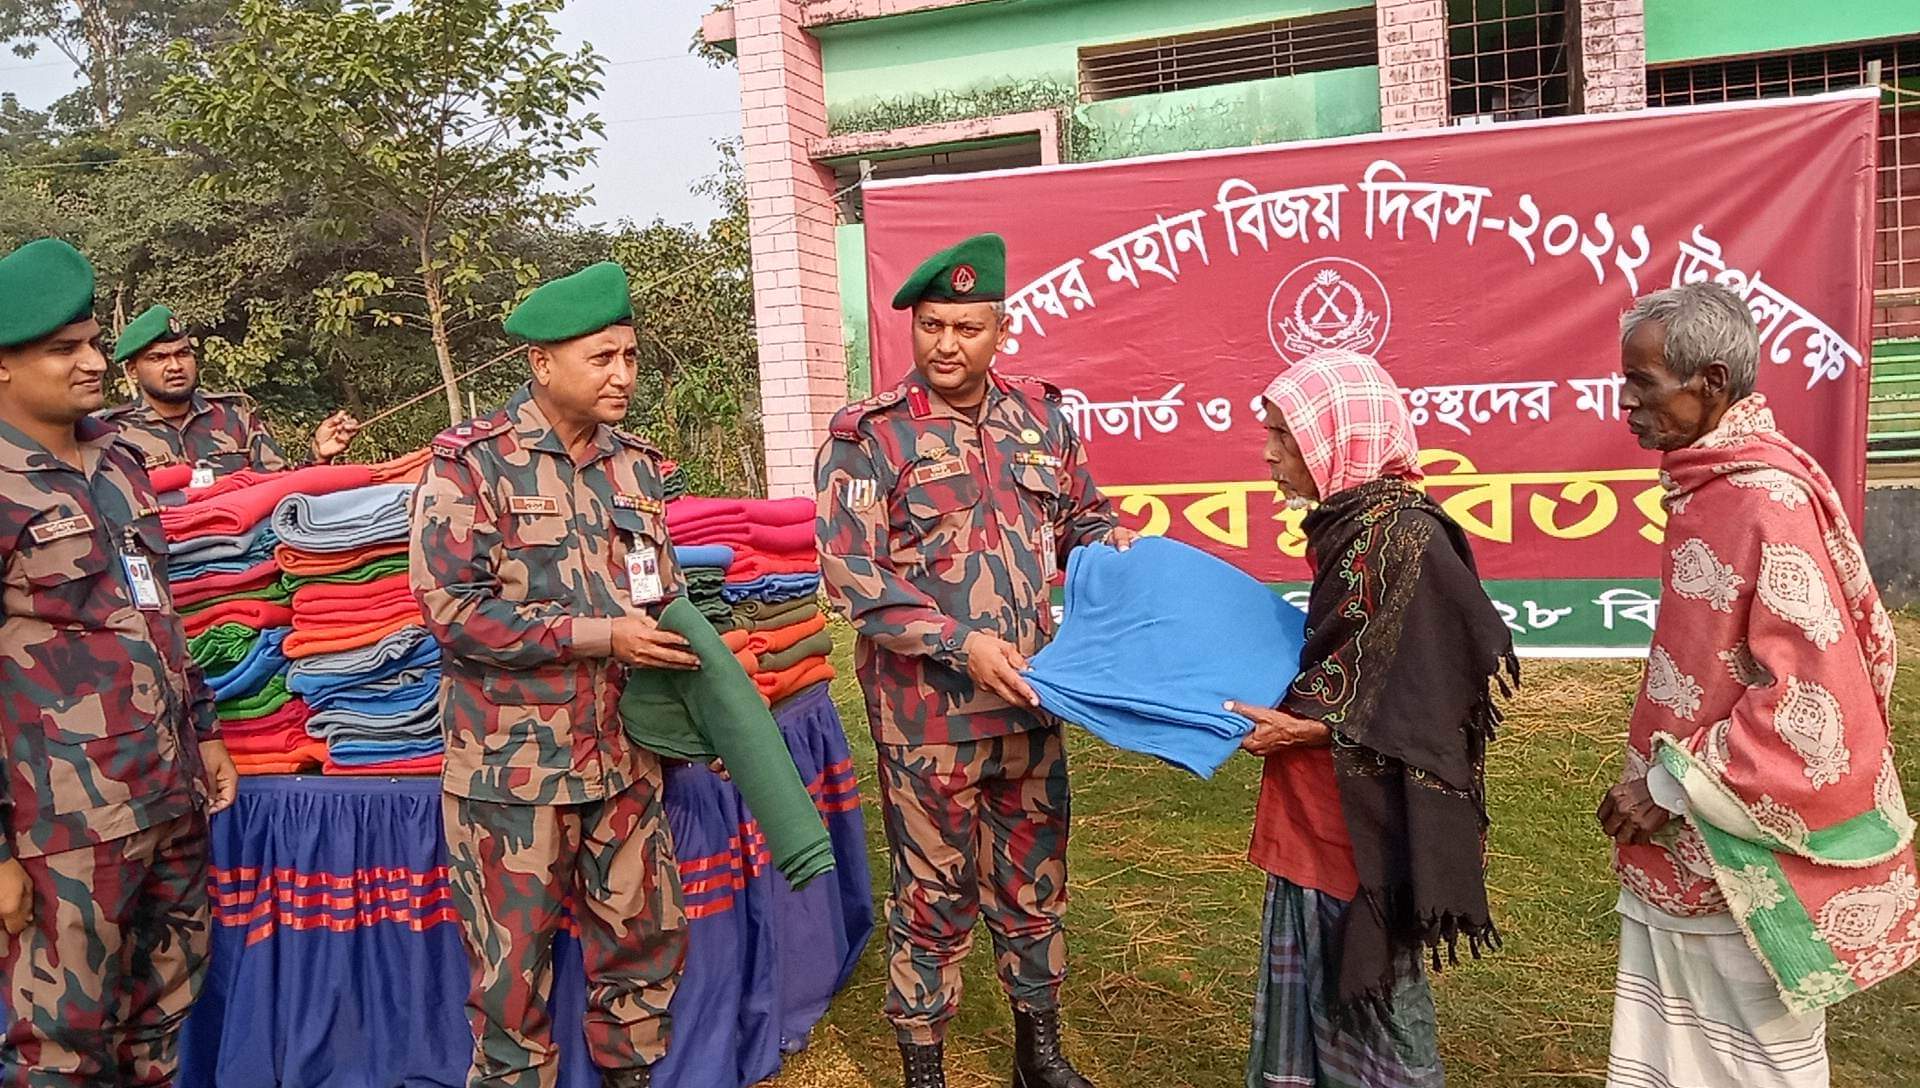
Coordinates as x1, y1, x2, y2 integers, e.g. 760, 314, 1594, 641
1261, 349, 1423, 499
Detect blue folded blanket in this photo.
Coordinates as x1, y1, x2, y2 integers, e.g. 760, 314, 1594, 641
273, 483, 416, 552
207, 628, 291, 701
325, 736, 445, 765
286, 628, 441, 702
298, 666, 440, 715
673, 544, 736, 571
1024, 537, 1307, 778
169, 522, 279, 566
306, 702, 440, 744
720, 573, 821, 605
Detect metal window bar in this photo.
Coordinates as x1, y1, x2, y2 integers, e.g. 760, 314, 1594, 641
1646, 38, 1920, 343
1446, 0, 1574, 125
1078, 9, 1378, 102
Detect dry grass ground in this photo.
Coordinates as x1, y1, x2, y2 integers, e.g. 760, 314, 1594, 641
768, 614, 1920, 1087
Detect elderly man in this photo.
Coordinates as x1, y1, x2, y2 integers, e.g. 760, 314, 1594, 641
411, 262, 694, 1088
99, 304, 359, 482
816, 233, 1133, 1088
1597, 283, 1914, 1087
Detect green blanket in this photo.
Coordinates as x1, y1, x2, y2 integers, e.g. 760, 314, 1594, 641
182, 581, 293, 612
218, 674, 292, 721
281, 553, 410, 592
189, 622, 260, 672
758, 630, 834, 672
730, 596, 819, 631
620, 597, 833, 890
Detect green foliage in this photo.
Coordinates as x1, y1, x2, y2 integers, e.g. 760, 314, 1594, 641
0, 0, 228, 127
164, 0, 608, 423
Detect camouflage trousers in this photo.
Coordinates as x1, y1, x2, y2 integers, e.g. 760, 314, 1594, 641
442, 772, 687, 1088
876, 727, 1071, 1046
0, 812, 209, 1088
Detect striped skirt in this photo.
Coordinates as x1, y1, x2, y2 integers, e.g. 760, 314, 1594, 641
1606, 911, 1829, 1088
1246, 876, 1445, 1088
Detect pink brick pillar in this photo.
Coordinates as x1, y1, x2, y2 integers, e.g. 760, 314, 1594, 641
732, 0, 848, 497
1377, 0, 1448, 131
1580, 0, 1647, 114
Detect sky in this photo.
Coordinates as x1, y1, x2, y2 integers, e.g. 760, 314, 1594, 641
0, 0, 743, 228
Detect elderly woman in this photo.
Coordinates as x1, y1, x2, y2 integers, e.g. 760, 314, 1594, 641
1228, 350, 1515, 1087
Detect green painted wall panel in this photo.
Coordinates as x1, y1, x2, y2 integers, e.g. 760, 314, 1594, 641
1645, 0, 1920, 65
837, 222, 872, 398
1075, 67, 1381, 160
820, 0, 1374, 130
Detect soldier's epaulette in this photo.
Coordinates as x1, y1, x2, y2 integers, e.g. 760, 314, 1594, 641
1001, 374, 1063, 402
829, 388, 904, 440
431, 413, 507, 459
202, 390, 257, 407
95, 401, 139, 421
612, 429, 662, 459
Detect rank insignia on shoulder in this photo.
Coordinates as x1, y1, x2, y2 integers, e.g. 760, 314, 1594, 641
844, 477, 878, 511
432, 443, 463, 459
1013, 451, 1063, 469
612, 493, 664, 516
507, 494, 561, 516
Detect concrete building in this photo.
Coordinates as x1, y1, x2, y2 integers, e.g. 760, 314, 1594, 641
700, 0, 1920, 497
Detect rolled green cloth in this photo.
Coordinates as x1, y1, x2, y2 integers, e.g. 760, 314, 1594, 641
218, 674, 292, 721
620, 597, 834, 889
731, 596, 819, 631
189, 622, 260, 672
281, 553, 410, 592
758, 630, 834, 673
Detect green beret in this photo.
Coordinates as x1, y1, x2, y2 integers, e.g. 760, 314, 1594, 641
0, 239, 95, 349
890, 233, 1006, 310
113, 304, 187, 363
504, 261, 634, 343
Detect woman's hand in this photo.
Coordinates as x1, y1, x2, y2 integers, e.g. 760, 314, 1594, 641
1227, 701, 1331, 756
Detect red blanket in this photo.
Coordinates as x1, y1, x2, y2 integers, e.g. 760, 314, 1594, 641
149, 464, 196, 493
172, 559, 281, 608
666, 496, 815, 530
368, 447, 432, 484
291, 574, 414, 619
323, 753, 444, 777
182, 600, 294, 638
1618, 395, 1913, 1012
668, 521, 816, 556
163, 464, 377, 539
724, 552, 820, 583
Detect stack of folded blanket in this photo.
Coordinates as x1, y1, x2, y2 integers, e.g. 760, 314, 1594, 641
272, 481, 440, 775
674, 545, 737, 630
667, 497, 832, 707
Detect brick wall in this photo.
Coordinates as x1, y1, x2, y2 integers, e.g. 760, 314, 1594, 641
733, 0, 848, 497
1580, 0, 1647, 114
1377, 0, 1449, 130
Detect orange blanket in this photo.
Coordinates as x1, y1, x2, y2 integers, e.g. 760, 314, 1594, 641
276, 542, 407, 578
721, 613, 827, 657
755, 656, 834, 706
284, 614, 421, 659
234, 741, 327, 776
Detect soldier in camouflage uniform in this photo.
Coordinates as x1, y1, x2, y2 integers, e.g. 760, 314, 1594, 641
0, 239, 237, 1087
97, 305, 360, 482
410, 261, 695, 1088
815, 234, 1132, 1088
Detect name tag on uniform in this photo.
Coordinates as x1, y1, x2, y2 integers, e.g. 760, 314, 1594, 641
908, 457, 967, 488
611, 493, 665, 516
190, 467, 216, 489
143, 451, 176, 470
1013, 451, 1063, 470
627, 547, 665, 605
122, 555, 163, 610
29, 514, 92, 544
507, 495, 560, 516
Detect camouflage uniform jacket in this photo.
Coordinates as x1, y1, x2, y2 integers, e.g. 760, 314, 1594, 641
816, 371, 1119, 747
98, 391, 294, 475
411, 383, 684, 806
0, 417, 214, 862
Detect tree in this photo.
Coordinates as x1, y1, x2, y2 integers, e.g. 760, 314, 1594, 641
166, 0, 605, 424
0, 0, 227, 128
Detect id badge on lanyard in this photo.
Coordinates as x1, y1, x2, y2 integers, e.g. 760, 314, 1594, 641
121, 531, 163, 610
627, 547, 665, 606
190, 466, 216, 490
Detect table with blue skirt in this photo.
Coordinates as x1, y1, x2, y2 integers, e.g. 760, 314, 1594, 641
177, 683, 874, 1088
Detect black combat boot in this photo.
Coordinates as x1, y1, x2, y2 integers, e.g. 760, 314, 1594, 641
900, 1040, 947, 1088
1011, 1006, 1094, 1088
600, 1066, 650, 1088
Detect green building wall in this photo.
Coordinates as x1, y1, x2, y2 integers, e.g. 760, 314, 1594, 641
1644, 0, 1920, 65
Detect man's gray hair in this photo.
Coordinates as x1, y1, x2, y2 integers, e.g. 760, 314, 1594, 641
1619, 283, 1759, 400
990, 300, 1006, 319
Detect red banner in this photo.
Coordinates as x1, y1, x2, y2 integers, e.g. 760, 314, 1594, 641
862, 94, 1878, 587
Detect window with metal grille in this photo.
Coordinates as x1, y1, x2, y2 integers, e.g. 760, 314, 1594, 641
1077, 9, 1377, 103
1447, 0, 1574, 126
1646, 39, 1920, 344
